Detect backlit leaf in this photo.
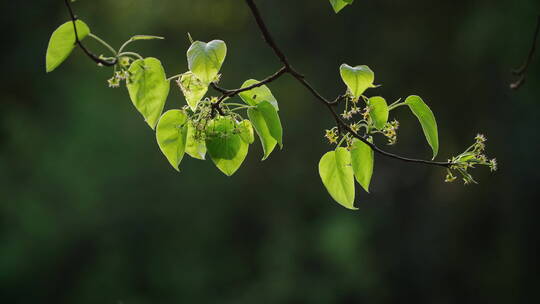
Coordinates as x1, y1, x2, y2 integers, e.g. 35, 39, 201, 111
205, 117, 249, 176
156, 110, 188, 171
187, 40, 227, 84
405, 95, 439, 159
351, 138, 374, 193
185, 122, 206, 160
127, 57, 170, 129
46, 20, 90, 73
129, 35, 164, 41
368, 96, 389, 130
340, 64, 375, 100
238, 79, 279, 110
329, 0, 354, 13
239, 120, 255, 144
319, 147, 357, 210
247, 101, 283, 160
178, 72, 208, 111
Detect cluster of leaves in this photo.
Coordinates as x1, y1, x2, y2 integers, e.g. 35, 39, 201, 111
318, 65, 497, 209
319, 65, 439, 209
46, 0, 496, 210
47, 21, 283, 177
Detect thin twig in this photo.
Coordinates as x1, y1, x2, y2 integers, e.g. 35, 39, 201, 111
212, 66, 287, 98
237, 0, 451, 168
64, 0, 116, 67
511, 15, 540, 90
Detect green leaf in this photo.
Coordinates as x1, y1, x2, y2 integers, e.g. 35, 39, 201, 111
329, 0, 354, 13
319, 147, 357, 210
339, 64, 375, 100
129, 35, 164, 41
127, 57, 170, 129
247, 101, 283, 160
156, 110, 189, 171
368, 96, 389, 130
46, 20, 90, 73
187, 40, 227, 84
178, 72, 208, 111
205, 117, 249, 176
185, 122, 206, 160
239, 120, 255, 144
238, 79, 279, 110
351, 138, 374, 193
405, 95, 439, 159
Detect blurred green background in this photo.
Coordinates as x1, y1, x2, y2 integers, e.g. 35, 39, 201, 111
2, 0, 539, 303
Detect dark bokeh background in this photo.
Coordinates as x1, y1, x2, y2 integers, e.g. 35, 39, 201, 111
1, 0, 539, 303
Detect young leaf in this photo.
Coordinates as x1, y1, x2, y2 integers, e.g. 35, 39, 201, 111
205, 117, 249, 176
339, 64, 375, 100
187, 40, 227, 84
46, 20, 90, 73
185, 122, 206, 160
351, 138, 374, 193
318, 147, 357, 210
247, 101, 283, 160
127, 57, 170, 129
238, 79, 279, 110
368, 96, 389, 130
129, 35, 164, 41
329, 0, 354, 13
239, 120, 255, 144
248, 107, 276, 160
405, 95, 439, 159
156, 110, 189, 171
178, 72, 208, 111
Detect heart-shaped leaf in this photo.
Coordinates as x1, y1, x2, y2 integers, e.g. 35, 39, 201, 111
340, 64, 375, 100
368, 96, 389, 130
351, 138, 374, 193
46, 20, 90, 73
238, 79, 279, 111
247, 101, 283, 160
127, 57, 170, 129
319, 147, 357, 210
205, 117, 249, 176
187, 40, 227, 84
156, 110, 189, 171
329, 0, 354, 13
185, 122, 206, 160
405, 95, 439, 159
178, 72, 208, 111
239, 120, 255, 144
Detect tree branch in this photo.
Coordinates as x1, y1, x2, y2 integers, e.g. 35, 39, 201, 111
511, 15, 540, 90
212, 66, 287, 99
232, 0, 451, 168
64, 0, 116, 67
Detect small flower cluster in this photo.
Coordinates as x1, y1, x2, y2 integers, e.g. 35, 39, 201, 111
349, 122, 362, 134
341, 105, 362, 120
107, 57, 132, 88
325, 127, 339, 144
107, 70, 130, 88
445, 134, 497, 184
382, 120, 400, 145
361, 105, 371, 121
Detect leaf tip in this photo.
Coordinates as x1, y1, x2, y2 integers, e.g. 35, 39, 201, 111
223, 170, 235, 177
